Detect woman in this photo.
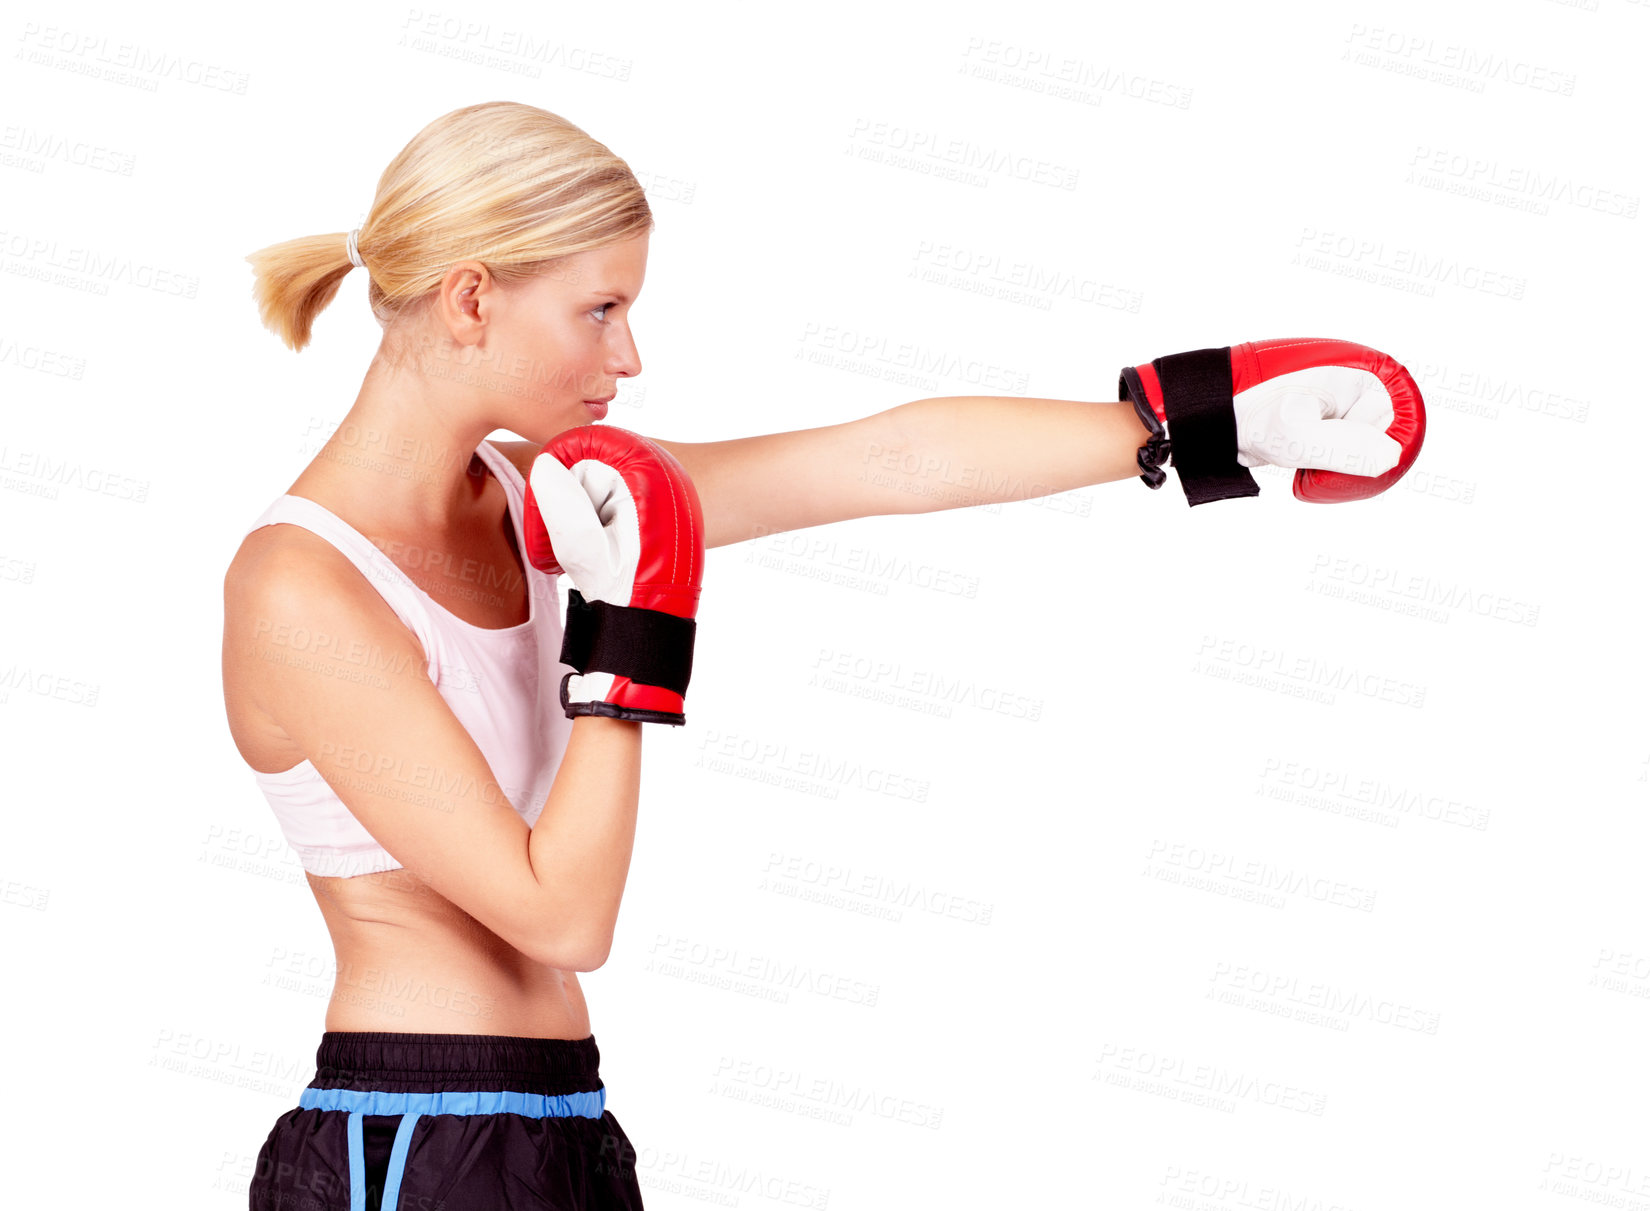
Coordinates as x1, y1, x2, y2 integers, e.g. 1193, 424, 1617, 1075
224, 101, 1414, 1210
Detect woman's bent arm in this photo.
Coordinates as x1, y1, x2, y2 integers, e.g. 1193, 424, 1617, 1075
526, 715, 641, 971
225, 530, 638, 970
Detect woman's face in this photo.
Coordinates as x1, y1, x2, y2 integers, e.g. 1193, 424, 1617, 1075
478, 232, 649, 443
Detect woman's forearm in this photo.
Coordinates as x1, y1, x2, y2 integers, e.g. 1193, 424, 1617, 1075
871, 395, 1152, 513
528, 714, 643, 970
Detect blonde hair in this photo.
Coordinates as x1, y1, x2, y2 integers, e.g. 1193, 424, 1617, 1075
245, 101, 654, 352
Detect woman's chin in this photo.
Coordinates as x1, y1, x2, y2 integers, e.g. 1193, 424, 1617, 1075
520, 410, 601, 446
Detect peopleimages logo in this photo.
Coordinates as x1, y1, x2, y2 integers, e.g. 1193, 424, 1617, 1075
761, 852, 993, 925
1343, 24, 1577, 96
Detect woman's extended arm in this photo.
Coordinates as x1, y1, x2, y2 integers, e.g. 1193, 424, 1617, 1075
641, 336, 1424, 544
643, 396, 1151, 549
864, 395, 1154, 511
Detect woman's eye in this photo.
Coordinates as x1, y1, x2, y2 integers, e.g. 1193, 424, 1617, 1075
591, 303, 612, 321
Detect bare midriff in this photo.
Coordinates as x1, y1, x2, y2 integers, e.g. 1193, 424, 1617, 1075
304, 865, 591, 1038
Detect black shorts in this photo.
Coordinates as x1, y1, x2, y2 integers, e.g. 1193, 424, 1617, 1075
249, 1031, 643, 1210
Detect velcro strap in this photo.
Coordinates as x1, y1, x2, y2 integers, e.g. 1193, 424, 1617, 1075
1155, 346, 1259, 506
559, 589, 695, 695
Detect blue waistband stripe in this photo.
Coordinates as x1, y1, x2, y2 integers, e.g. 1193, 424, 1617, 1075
299, 1086, 607, 1119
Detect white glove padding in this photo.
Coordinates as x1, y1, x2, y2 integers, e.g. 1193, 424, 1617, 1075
1234, 365, 1405, 478
525, 453, 641, 607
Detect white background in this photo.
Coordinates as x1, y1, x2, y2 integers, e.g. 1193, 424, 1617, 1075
3, 0, 1647, 1207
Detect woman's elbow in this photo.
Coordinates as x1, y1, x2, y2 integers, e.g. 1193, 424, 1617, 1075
566, 938, 612, 973
531, 928, 613, 973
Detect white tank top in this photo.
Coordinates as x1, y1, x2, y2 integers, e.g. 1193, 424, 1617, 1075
240, 440, 573, 878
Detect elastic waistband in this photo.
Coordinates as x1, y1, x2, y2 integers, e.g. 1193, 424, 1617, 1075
310, 1031, 604, 1096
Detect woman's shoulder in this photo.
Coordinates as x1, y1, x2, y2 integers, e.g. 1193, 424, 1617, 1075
224, 513, 373, 630
221, 509, 426, 771
225, 477, 393, 619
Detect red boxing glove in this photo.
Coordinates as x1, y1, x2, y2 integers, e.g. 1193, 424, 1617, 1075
522, 425, 705, 726
1120, 337, 1427, 505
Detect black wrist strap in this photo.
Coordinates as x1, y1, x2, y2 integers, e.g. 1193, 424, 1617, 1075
1130, 346, 1261, 507
559, 588, 696, 695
